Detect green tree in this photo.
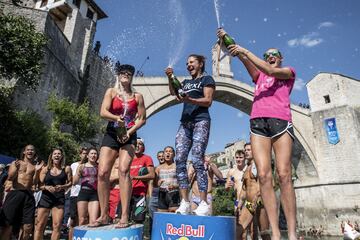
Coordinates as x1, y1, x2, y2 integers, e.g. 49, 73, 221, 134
47, 93, 101, 162
0, 96, 49, 160
0, 12, 47, 96
212, 186, 236, 216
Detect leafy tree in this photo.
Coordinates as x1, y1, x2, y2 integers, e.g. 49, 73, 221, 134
0, 12, 47, 96
47, 93, 101, 162
0, 96, 49, 159
212, 186, 236, 216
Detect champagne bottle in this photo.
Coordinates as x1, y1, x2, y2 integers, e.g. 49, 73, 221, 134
223, 33, 235, 47
114, 118, 127, 139
169, 74, 186, 97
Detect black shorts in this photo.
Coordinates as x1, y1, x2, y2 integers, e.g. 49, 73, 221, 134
38, 191, 65, 209
77, 188, 98, 202
118, 195, 146, 223
0, 190, 35, 227
250, 118, 295, 140
101, 129, 137, 150
158, 189, 180, 210
69, 196, 78, 220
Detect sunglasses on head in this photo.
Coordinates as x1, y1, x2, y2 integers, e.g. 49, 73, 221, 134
119, 71, 132, 77
263, 50, 282, 60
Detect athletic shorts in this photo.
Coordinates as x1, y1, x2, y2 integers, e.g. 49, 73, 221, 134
77, 188, 98, 202
158, 189, 180, 210
101, 129, 137, 150
118, 195, 147, 223
0, 190, 35, 227
69, 196, 78, 220
250, 118, 294, 140
38, 191, 65, 209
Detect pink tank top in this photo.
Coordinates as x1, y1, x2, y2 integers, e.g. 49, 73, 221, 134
109, 96, 138, 128
80, 166, 98, 190
250, 67, 296, 122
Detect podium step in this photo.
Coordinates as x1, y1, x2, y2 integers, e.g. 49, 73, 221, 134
152, 212, 235, 240
73, 223, 143, 239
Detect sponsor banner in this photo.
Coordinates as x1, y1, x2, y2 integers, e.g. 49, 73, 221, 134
152, 212, 235, 240
73, 224, 143, 240
324, 118, 340, 145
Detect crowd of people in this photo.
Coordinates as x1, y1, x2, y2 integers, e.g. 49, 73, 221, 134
1, 28, 300, 240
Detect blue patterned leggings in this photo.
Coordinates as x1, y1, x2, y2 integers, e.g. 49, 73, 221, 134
175, 120, 210, 192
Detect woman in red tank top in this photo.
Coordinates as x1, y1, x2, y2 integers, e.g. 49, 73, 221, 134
91, 64, 146, 228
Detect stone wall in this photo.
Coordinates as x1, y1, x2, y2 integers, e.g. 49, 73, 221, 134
0, 2, 105, 123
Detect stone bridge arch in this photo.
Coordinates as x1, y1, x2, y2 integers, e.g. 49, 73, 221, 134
133, 76, 319, 184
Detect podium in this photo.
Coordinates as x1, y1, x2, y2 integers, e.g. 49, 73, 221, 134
152, 212, 235, 240
73, 224, 143, 240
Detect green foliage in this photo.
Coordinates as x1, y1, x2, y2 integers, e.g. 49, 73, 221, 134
47, 93, 101, 162
0, 96, 48, 160
0, 13, 47, 94
0, 93, 101, 164
212, 186, 236, 216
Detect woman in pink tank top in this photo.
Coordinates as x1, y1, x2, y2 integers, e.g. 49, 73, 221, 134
73, 147, 99, 226
93, 64, 146, 228
217, 29, 298, 240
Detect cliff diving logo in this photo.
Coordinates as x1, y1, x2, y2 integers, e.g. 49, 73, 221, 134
160, 223, 215, 240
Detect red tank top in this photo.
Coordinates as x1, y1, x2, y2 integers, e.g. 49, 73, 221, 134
109, 96, 138, 128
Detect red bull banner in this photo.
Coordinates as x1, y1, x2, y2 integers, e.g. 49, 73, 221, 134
152, 212, 235, 240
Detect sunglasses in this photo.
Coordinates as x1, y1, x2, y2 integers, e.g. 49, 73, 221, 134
263, 51, 282, 60
119, 71, 133, 77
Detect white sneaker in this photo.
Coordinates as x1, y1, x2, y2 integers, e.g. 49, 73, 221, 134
175, 199, 191, 215
193, 200, 210, 216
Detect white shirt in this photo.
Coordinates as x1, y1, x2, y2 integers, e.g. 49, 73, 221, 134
70, 162, 81, 197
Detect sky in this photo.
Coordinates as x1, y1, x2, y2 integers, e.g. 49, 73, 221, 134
93, 0, 360, 165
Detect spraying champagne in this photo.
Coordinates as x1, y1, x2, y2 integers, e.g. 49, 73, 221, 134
169, 73, 186, 97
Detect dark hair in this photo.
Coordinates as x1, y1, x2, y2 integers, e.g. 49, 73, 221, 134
157, 151, 164, 155
115, 64, 135, 76
244, 142, 251, 148
235, 150, 245, 156
20, 144, 37, 160
79, 147, 88, 154
188, 54, 206, 73
86, 147, 99, 161
163, 146, 175, 153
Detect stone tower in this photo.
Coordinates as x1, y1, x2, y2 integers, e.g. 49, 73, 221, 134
0, 0, 109, 121
212, 43, 234, 78
296, 73, 360, 233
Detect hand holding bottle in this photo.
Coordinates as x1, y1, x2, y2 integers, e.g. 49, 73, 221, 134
216, 28, 236, 47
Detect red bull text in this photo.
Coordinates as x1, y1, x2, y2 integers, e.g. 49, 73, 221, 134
166, 223, 205, 238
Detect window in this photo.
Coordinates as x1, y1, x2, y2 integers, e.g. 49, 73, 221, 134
324, 95, 331, 104
86, 8, 94, 20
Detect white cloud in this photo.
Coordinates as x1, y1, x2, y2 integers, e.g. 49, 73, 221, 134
287, 32, 323, 48
318, 21, 334, 29
294, 78, 306, 91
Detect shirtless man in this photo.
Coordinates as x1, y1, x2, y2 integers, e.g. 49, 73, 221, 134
189, 156, 223, 215
0, 144, 43, 240
225, 149, 247, 238
238, 143, 270, 240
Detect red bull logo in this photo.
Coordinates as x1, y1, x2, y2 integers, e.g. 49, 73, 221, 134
166, 223, 205, 238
